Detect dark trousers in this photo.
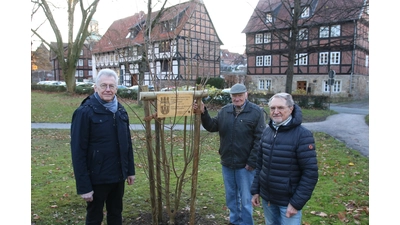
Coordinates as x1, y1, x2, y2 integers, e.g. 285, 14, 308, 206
85, 181, 125, 225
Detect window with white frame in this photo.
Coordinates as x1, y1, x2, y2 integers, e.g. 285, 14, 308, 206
259, 79, 272, 90
333, 80, 341, 92
298, 53, 308, 65
256, 56, 263, 66
88, 60, 92, 67
365, 55, 369, 67
80, 50, 83, 56
330, 52, 340, 64
324, 80, 341, 92
89, 71, 93, 76
255, 34, 263, 44
75, 70, 84, 77
298, 28, 308, 40
294, 53, 308, 65
256, 55, 271, 66
319, 52, 328, 65
265, 13, 273, 23
264, 55, 272, 66
331, 25, 341, 37
301, 6, 310, 18
78, 59, 84, 66
320, 25, 341, 38
264, 32, 271, 43
319, 26, 329, 38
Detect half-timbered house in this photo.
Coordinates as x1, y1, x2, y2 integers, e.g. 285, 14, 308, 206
242, 0, 369, 99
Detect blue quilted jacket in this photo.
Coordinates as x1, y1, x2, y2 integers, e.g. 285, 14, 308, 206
251, 104, 318, 210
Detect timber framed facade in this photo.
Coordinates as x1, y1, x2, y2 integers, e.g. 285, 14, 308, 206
50, 43, 94, 82
92, 0, 222, 89
242, 0, 369, 99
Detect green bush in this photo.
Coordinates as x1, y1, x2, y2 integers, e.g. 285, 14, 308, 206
75, 86, 94, 95
31, 84, 67, 92
117, 89, 138, 100
196, 77, 225, 89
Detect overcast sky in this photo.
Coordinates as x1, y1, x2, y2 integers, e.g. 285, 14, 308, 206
31, 0, 259, 54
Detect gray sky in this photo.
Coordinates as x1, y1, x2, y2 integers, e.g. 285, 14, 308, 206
31, 0, 259, 54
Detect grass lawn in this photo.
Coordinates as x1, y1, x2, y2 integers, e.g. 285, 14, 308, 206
31, 90, 337, 123
31, 90, 369, 224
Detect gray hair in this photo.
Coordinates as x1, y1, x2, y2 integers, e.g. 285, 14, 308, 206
268, 92, 294, 107
95, 69, 118, 85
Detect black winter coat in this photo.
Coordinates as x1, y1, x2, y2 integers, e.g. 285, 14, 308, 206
70, 94, 135, 195
251, 104, 318, 210
201, 100, 266, 169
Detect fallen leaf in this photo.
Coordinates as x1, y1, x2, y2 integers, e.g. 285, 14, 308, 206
310, 211, 328, 217
338, 211, 346, 221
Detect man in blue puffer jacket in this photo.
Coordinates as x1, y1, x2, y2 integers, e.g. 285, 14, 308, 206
70, 69, 135, 225
251, 93, 318, 225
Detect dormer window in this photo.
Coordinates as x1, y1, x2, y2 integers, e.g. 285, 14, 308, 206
162, 21, 176, 32
128, 25, 141, 39
292, 6, 310, 18
265, 13, 273, 23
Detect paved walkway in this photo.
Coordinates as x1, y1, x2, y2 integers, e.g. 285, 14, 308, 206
31, 100, 369, 157
303, 113, 369, 157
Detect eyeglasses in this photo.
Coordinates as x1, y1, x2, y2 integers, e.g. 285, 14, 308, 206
269, 106, 288, 112
99, 84, 116, 90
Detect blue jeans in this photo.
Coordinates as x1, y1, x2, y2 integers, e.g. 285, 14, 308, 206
222, 165, 255, 225
262, 199, 302, 225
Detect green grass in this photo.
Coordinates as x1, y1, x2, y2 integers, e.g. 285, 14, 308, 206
31, 90, 368, 224
31, 130, 369, 224
31, 90, 337, 123
31, 91, 145, 124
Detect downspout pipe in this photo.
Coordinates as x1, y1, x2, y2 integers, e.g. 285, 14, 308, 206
350, 19, 357, 96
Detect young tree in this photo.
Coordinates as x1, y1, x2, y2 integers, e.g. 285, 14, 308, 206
31, 0, 100, 93
91, 1, 221, 223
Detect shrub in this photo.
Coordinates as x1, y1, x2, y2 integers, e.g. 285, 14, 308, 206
196, 77, 225, 89
75, 86, 94, 95
31, 84, 67, 92
117, 89, 137, 100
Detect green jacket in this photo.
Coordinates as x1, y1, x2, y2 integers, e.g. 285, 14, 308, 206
201, 100, 266, 169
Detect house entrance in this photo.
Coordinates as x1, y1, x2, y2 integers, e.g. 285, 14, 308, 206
297, 81, 307, 91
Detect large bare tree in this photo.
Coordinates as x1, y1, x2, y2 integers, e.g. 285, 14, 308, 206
31, 0, 100, 93
248, 0, 368, 93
